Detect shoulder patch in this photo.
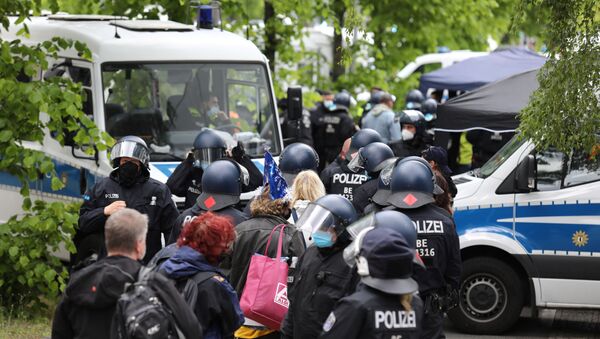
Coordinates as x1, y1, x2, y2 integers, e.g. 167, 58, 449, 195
212, 275, 225, 283
83, 194, 91, 201
323, 311, 336, 332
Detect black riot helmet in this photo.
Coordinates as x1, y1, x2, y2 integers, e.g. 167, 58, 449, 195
405, 89, 424, 110
192, 129, 227, 169
387, 158, 439, 209
371, 157, 397, 206
348, 128, 383, 155
347, 142, 395, 174
399, 110, 427, 141
421, 98, 438, 122
334, 91, 352, 109
279, 143, 319, 184
196, 159, 249, 211
296, 194, 358, 241
110, 135, 150, 169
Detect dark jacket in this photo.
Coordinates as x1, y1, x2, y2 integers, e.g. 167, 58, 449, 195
228, 215, 306, 296
161, 246, 244, 339
312, 107, 355, 166
352, 178, 378, 215
52, 256, 141, 339
76, 170, 179, 264
281, 245, 359, 339
320, 158, 368, 202
166, 155, 204, 210
390, 204, 461, 293
319, 284, 424, 339
390, 139, 428, 160
168, 203, 248, 244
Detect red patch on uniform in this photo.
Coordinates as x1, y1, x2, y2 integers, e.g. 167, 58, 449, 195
204, 196, 216, 209
403, 193, 418, 206
91, 285, 97, 293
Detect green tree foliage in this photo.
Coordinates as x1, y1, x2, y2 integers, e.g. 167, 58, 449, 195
0, 1, 111, 314
515, 0, 600, 152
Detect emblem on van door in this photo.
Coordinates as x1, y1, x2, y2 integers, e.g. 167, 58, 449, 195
572, 230, 589, 247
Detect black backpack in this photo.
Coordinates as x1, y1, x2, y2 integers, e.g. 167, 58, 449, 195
112, 267, 203, 339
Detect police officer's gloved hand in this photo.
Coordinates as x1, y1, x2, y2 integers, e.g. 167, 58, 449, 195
231, 142, 246, 162
185, 151, 194, 165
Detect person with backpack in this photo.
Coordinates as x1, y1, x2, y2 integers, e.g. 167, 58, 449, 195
52, 209, 147, 339
160, 212, 244, 339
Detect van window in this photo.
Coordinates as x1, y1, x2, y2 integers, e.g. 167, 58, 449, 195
535, 149, 565, 191
564, 151, 600, 187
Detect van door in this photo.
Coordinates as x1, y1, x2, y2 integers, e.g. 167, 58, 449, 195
514, 148, 600, 307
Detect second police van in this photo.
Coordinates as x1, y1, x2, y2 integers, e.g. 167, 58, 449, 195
448, 135, 600, 333
0, 13, 287, 225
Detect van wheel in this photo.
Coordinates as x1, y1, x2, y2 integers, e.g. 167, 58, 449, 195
448, 257, 524, 334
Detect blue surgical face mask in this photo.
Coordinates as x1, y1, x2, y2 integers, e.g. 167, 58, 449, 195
312, 231, 335, 248
207, 105, 220, 117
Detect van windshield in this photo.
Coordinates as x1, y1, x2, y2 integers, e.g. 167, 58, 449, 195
477, 135, 526, 178
101, 62, 279, 161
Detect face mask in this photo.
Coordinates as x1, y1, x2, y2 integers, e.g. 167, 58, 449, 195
324, 100, 335, 110
207, 105, 220, 117
402, 129, 415, 141
312, 231, 335, 248
119, 161, 140, 187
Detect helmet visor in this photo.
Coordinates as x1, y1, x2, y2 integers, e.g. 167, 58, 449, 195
111, 140, 149, 166
342, 225, 374, 267
295, 203, 337, 234
193, 148, 225, 164
347, 148, 366, 173
239, 163, 250, 187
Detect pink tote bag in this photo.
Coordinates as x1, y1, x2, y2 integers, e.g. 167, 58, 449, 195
239, 224, 290, 330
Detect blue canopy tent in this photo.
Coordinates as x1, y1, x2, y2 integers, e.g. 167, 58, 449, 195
418, 47, 546, 94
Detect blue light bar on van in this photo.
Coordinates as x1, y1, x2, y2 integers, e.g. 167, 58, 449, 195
197, 5, 213, 29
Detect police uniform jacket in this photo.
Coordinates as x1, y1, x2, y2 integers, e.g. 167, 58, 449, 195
319, 284, 424, 339
390, 204, 461, 293
320, 159, 369, 202
313, 107, 355, 165
389, 139, 427, 160
352, 178, 378, 215
77, 170, 179, 264
281, 245, 359, 339
167, 203, 248, 244
166, 155, 203, 210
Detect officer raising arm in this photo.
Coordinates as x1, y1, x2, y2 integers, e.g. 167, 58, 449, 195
76, 136, 179, 265
320, 226, 424, 339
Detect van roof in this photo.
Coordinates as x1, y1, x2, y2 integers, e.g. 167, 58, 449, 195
4, 16, 267, 64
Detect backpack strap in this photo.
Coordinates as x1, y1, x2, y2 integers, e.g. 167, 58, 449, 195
181, 271, 219, 309
291, 208, 299, 223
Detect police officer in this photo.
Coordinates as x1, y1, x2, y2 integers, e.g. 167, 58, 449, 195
311, 90, 334, 171
76, 136, 179, 264
168, 159, 249, 244
278, 97, 313, 146
312, 91, 356, 167
320, 226, 424, 339
363, 159, 396, 214
281, 195, 359, 339
390, 110, 430, 159
348, 142, 396, 214
386, 159, 461, 339
405, 89, 424, 111
421, 98, 438, 145
321, 129, 383, 201
279, 142, 320, 185
167, 129, 262, 209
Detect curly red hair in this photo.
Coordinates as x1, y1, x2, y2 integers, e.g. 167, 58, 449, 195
177, 212, 236, 265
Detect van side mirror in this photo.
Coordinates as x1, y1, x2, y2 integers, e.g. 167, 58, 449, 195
286, 87, 302, 121
516, 154, 535, 191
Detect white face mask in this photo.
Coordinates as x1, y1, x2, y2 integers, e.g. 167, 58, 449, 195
402, 129, 415, 141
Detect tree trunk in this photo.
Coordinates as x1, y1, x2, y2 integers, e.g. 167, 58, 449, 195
264, 0, 277, 74
332, 0, 346, 82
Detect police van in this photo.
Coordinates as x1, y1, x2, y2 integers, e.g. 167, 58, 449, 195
0, 14, 286, 246
448, 135, 600, 334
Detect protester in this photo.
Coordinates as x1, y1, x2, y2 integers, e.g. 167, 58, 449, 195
161, 212, 244, 339
361, 92, 401, 144
52, 209, 147, 339
422, 145, 458, 197
289, 169, 326, 229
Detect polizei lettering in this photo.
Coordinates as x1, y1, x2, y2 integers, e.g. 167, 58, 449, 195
374, 310, 416, 329
332, 173, 368, 185
414, 220, 444, 234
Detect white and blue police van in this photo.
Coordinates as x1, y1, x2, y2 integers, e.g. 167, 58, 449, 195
448, 135, 600, 334
0, 14, 285, 257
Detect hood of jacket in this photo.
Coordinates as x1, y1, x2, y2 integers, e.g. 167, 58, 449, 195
161, 245, 221, 279
369, 103, 392, 117
65, 256, 140, 309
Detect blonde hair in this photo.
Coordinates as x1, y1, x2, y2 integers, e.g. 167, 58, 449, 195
292, 170, 325, 205
400, 293, 413, 311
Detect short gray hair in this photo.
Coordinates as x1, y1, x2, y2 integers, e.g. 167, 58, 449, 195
105, 208, 148, 253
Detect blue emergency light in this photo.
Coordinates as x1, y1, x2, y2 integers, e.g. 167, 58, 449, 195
197, 5, 213, 29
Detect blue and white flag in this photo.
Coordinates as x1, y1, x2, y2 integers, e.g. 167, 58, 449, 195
263, 150, 290, 200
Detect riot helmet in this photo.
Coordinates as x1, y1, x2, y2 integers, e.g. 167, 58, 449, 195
398, 156, 444, 195
279, 143, 319, 184
421, 98, 438, 122
399, 110, 427, 142
347, 142, 395, 174
343, 210, 424, 268
295, 194, 358, 248
196, 159, 249, 211
387, 159, 439, 209
371, 157, 398, 206
333, 91, 352, 110
192, 129, 227, 170
405, 89, 424, 110
110, 136, 150, 169
348, 128, 383, 155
